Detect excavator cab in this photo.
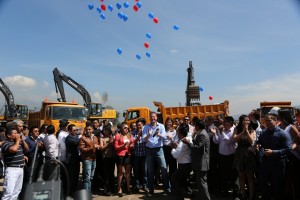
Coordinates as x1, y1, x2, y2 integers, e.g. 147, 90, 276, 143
88, 103, 103, 117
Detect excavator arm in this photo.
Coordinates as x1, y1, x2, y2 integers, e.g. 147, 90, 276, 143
52, 68, 102, 119
0, 78, 16, 118
53, 68, 92, 105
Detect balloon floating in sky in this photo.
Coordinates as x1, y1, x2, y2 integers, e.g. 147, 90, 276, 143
96, 7, 101, 13
136, 2, 142, 8
88, 3, 94, 10
144, 42, 149, 48
100, 13, 106, 20
123, 14, 128, 21
117, 48, 122, 55
118, 12, 124, 19
146, 33, 152, 39
133, 5, 139, 12
148, 12, 154, 19
116, 3, 122, 9
173, 25, 180, 30
136, 54, 141, 60
209, 96, 213, 100
108, 5, 113, 12
199, 87, 204, 92
101, 4, 106, 11
124, 2, 130, 8
153, 17, 159, 24
146, 52, 151, 58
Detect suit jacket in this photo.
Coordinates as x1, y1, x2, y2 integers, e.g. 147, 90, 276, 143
190, 129, 210, 171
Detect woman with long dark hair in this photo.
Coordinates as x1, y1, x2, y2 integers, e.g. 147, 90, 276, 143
233, 115, 256, 200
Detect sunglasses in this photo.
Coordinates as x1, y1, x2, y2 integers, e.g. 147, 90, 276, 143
123, 127, 129, 129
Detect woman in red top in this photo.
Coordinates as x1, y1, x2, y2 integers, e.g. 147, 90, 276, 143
114, 122, 134, 196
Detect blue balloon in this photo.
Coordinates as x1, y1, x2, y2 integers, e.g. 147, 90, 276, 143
117, 48, 122, 55
146, 33, 152, 39
108, 5, 113, 12
88, 3, 94, 10
116, 2, 122, 9
136, 2, 142, 8
148, 12, 154, 19
200, 87, 204, 92
173, 25, 180, 30
100, 13, 106, 20
136, 54, 141, 60
118, 12, 124, 19
96, 7, 101, 13
123, 14, 128, 22
146, 52, 151, 58
124, 2, 129, 8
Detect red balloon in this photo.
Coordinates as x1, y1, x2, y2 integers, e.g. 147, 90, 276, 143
100, 0, 104, 2
100, 4, 106, 11
133, 5, 138, 12
153, 17, 158, 24
209, 96, 213, 100
144, 42, 149, 48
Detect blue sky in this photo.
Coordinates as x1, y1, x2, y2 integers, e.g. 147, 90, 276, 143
1, 0, 300, 118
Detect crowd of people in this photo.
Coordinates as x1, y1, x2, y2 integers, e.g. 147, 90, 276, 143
0, 108, 299, 200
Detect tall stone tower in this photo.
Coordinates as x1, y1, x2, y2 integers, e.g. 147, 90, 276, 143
186, 61, 201, 106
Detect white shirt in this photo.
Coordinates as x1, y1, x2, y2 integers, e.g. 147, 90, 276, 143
164, 130, 177, 146
213, 126, 236, 155
44, 134, 59, 160
171, 136, 192, 164
58, 130, 69, 162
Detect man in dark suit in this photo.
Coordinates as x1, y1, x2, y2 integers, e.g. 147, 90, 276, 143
182, 120, 211, 200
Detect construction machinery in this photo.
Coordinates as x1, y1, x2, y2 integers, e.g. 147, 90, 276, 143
0, 78, 29, 126
52, 68, 113, 120
28, 99, 87, 133
124, 100, 229, 126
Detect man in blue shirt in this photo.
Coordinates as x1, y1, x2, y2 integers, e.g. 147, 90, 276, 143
142, 111, 170, 196
257, 114, 292, 200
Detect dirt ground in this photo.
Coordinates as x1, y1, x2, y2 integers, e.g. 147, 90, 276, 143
0, 177, 232, 200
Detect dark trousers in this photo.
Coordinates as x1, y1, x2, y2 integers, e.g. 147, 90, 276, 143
194, 170, 211, 200
92, 152, 103, 190
259, 158, 285, 200
102, 157, 115, 193
219, 154, 238, 193
171, 163, 191, 200
163, 145, 177, 180
66, 160, 80, 195
133, 155, 147, 188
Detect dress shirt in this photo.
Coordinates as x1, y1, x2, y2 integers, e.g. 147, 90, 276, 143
58, 130, 69, 162
44, 134, 59, 160
142, 122, 166, 148
171, 136, 192, 164
213, 126, 236, 155
164, 130, 177, 146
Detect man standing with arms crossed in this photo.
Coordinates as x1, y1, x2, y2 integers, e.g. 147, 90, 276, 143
142, 111, 171, 196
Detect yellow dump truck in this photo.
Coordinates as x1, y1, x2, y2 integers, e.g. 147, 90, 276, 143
259, 101, 295, 126
28, 100, 87, 133
124, 100, 229, 126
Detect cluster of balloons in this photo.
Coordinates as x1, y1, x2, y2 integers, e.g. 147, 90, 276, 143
87, 0, 180, 60
199, 87, 213, 101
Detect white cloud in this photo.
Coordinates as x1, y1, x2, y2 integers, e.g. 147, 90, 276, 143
228, 73, 300, 115
93, 91, 108, 104
43, 81, 49, 88
3, 75, 36, 89
170, 49, 179, 53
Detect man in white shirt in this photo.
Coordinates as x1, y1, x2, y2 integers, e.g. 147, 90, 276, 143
171, 125, 192, 200
43, 125, 59, 180
210, 116, 238, 196
57, 119, 69, 163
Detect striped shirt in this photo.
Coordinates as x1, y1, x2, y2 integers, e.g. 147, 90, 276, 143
1, 140, 25, 167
